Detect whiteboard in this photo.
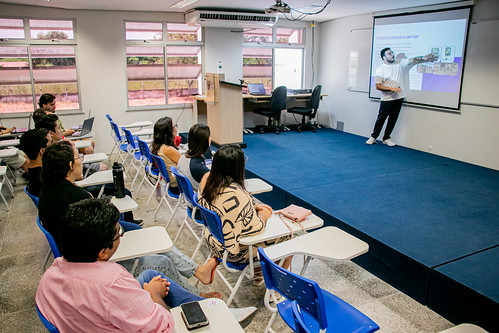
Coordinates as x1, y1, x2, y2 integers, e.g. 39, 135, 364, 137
348, 28, 372, 93
460, 19, 499, 107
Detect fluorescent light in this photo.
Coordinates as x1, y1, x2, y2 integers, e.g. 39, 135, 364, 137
170, 0, 199, 9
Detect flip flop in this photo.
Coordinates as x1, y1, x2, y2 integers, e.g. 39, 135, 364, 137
200, 291, 223, 299
209, 256, 220, 284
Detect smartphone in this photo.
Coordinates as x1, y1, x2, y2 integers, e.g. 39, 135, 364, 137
180, 301, 209, 330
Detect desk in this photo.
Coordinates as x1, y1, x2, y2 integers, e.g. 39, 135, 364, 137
240, 213, 323, 246
82, 152, 108, 177
245, 178, 273, 195
0, 148, 19, 158
171, 298, 244, 333
111, 195, 138, 213
263, 226, 369, 275
65, 131, 95, 141
120, 121, 153, 129
75, 170, 125, 198
110, 226, 173, 262
131, 128, 153, 136
74, 140, 92, 149
0, 139, 20, 148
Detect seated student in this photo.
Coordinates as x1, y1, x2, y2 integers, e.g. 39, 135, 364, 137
151, 116, 180, 195
177, 124, 211, 192
37, 141, 224, 296
35, 93, 95, 154
36, 198, 192, 332
198, 145, 291, 272
35, 113, 106, 173
0, 126, 30, 173
19, 129, 52, 197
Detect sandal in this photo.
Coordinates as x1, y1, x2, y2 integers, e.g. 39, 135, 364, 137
199, 291, 223, 299
209, 257, 220, 284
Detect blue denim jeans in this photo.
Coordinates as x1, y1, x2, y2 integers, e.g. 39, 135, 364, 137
136, 269, 203, 308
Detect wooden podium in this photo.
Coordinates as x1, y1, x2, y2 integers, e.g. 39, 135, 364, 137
204, 73, 245, 147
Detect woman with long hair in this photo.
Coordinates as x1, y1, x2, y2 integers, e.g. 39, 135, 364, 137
198, 144, 289, 271
177, 124, 211, 191
151, 116, 180, 195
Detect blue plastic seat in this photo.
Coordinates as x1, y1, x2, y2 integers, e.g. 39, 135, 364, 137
192, 192, 254, 306
135, 138, 159, 195
37, 217, 61, 273
258, 247, 380, 333
24, 186, 39, 208
147, 154, 180, 222
109, 121, 128, 163
121, 127, 142, 188
170, 166, 205, 259
36, 304, 59, 332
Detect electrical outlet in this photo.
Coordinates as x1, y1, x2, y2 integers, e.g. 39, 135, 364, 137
428, 145, 433, 151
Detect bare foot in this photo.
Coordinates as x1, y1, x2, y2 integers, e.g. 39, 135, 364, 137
199, 291, 223, 299
194, 257, 218, 285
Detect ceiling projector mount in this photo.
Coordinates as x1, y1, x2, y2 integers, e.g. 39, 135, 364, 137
265, 0, 291, 14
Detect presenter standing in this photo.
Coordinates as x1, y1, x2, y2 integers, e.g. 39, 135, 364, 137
366, 47, 436, 146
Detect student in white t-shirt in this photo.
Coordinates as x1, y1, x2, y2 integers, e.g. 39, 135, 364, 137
366, 47, 436, 147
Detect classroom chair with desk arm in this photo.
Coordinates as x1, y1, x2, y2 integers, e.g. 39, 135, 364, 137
170, 166, 206, 260
135, 138, 160, 195
253, 86, 288, 134
258, 247, 379, 333
287, 85, 322, 133
121, 127, 143, 189
147, 154, 180, 222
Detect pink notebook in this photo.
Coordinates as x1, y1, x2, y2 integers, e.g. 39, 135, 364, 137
278, 204, 312, 222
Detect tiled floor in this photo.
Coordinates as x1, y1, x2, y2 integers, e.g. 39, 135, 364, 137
0, 166, 455, 332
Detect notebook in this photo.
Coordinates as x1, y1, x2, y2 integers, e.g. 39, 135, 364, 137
68, 117, 94, 137
247, 83, 267, 96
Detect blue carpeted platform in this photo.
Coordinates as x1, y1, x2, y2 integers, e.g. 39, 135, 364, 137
242, 128, 499, 330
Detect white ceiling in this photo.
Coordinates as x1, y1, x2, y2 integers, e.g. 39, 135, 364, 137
1, 0, 463, 22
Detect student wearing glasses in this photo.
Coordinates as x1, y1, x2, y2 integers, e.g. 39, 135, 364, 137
150, 116, 180, 195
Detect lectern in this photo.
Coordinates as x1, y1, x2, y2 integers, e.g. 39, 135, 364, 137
204, 73, 244, 146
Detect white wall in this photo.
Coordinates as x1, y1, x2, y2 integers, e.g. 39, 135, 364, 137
316, 0, 499, 170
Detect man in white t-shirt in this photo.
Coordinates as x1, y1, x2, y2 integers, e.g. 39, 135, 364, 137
366, 47, 436, 146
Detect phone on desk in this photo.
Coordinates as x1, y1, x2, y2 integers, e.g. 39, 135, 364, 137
180, 301, 209, 330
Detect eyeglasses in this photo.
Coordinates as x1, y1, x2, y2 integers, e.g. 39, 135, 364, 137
173, 124, 178, 129
244, 155, 249, 163
112, 225, 125, 242
77, 153, 84, 161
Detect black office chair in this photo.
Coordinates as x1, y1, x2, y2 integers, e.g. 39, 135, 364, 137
253, 86, 287, 134
287, 85, 322, 133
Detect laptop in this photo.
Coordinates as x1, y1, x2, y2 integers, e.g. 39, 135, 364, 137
247, 83, 267, 96
69, 117, 94, 137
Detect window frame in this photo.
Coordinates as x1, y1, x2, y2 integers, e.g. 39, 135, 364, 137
243, 26, 305, 90
124, 20, 203, 111
0, 16, 82, 116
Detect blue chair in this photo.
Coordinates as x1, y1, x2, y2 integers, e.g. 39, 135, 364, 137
193, 192, 256, 306
24, 186, 39, 208
258, 247, 380, 333
148, 154, 180, 222
135, 138, 159, 195
170, 166, 205, 259
109, 121, 128, 163
37, 217, 61, 273
121, 127, 142, 188
36, 304, 59, 332
291, 301, 311, 333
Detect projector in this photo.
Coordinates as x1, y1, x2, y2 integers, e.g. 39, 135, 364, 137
265, 1, 291, 14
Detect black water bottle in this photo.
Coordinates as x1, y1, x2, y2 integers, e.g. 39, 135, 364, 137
112, 162, 126, 198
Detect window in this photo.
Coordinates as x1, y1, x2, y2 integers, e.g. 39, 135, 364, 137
243, 48, 273, 93
0, 18, 79, 114
125, 22, 202, 108
243, 27, 305, 91
29, 19, 74, 40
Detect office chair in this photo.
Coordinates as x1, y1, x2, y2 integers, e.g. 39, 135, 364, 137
253, 86, 287, 134
170, 167, 206, 260
258, 247, 379, 333
193, 193, 257, 306
287, 85, 322, 133
36, 304, 60, 333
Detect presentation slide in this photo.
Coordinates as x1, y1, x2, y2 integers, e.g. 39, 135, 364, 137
369, 7, 471, 110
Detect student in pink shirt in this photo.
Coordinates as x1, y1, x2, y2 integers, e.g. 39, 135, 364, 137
36, 198, 202, 332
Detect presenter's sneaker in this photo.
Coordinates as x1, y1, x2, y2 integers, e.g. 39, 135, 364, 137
383, 139, 396, 147
366, 137, 377, 145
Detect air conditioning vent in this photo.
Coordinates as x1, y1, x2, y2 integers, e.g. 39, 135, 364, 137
186, 10, 278, 28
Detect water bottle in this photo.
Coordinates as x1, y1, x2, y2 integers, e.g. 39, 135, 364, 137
112, 162, 126, 198
217, 60, 222, 73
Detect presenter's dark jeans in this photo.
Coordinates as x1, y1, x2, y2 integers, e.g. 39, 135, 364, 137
371, 98, 403, 140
